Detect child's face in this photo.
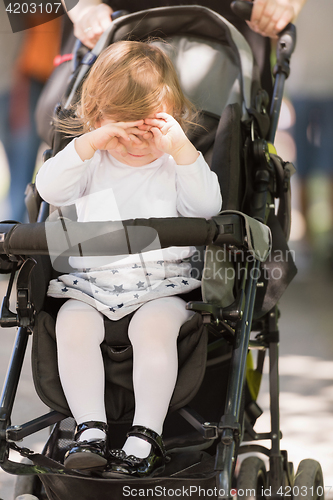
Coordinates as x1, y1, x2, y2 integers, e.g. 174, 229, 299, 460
98, 117, 165, 167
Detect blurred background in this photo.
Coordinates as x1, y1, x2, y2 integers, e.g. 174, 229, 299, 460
1, 0, 333, 498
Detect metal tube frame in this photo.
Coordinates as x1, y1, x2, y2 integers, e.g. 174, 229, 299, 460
268, 307, 284, 498
215, 259, 260, 499
0, 327, 30, 462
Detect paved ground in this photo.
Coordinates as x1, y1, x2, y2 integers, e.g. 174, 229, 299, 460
0, 243, 333, 499
256, 247, 333, 496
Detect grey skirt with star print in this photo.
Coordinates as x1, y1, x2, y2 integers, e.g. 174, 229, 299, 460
47, 259, 201, 320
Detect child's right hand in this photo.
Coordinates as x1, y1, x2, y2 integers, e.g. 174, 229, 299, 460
74, 120, 146, 161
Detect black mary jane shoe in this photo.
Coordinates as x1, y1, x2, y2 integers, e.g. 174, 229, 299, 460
107, 425, 166, 478
64, 421, 108, 470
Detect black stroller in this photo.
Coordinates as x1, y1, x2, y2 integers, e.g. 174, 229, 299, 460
0, 3, 325, 499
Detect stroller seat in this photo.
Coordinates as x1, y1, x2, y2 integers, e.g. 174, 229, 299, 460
32, 297, 207, 423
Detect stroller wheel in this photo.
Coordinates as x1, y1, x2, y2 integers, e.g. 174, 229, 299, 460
293, 459, 324, 500
237, 457, 267, 500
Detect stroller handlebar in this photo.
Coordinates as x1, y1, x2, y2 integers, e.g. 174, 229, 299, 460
231, 0, 253, 21
0, 215, 246, 258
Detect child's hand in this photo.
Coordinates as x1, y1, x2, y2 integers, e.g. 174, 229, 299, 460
75, 120, 146, 161
144, 112, 199, 165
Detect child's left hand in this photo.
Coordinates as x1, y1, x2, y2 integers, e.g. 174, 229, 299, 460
143, 113, 199, 165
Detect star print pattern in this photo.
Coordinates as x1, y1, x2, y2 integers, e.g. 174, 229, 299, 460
47, 259, 200, 321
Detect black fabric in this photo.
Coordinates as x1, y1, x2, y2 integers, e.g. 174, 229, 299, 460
29, 255, 53, 314
39, 453, 217, 500
253, 210, 297, 319
31, 309, 207, 423
194, 101, 296, 317
187, 111, 220, 159
210, 102, 244, 211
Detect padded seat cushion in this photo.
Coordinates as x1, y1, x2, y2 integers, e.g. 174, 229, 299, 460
32, 310, 207, 423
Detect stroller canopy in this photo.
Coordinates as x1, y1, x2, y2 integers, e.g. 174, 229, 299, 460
65, 5, 255, 121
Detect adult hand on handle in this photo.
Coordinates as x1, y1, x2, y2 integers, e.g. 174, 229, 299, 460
248, 0, 306, 38
75, 3, 113, 48
63, 0, 307, 45
62, 0, 113, 48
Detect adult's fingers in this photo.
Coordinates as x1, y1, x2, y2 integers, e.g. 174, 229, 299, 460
96, 3, 114, 30
249, 0, 294, 38
275, 6, 295, 31
74, 4, 113, 48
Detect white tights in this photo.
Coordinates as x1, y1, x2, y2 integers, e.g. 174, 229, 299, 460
55, 296, 193, 458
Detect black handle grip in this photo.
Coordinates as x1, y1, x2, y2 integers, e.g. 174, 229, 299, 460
110, 9, 129, 21
231, 0, 253, 21
276, 23, 297, 60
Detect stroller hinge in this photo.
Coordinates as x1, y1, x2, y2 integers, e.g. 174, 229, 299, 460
16, 289, 34, 328
219, 415, 241, 445
187, 291, 246, 345
256, 329, 279, 344
0, 287, 34, 329
251, 139, 277, 223
0, 259, 36, 329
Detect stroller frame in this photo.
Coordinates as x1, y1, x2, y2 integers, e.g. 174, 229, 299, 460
1, 3, 321, 499
0, 221, 280, 498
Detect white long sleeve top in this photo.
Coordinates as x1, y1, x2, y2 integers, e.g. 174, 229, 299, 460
36, 140, 222, 268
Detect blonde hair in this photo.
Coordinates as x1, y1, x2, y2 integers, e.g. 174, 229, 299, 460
57, 40, 196, 135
